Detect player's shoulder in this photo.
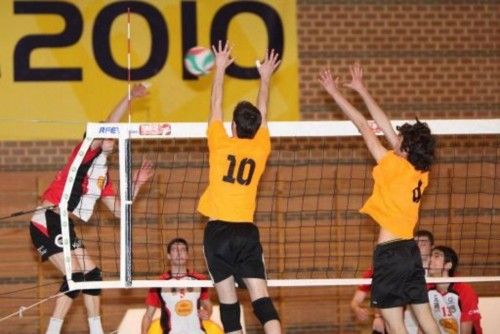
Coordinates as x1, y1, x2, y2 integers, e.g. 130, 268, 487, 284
452, 282, 478, 296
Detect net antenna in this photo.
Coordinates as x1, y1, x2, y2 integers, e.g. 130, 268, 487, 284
124, 5, 133, 288
61, 119, 500, 290
127, 7, 132, 124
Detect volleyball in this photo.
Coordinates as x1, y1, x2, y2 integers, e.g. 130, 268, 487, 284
202, 319, 224, 334
184, 46, 215, 76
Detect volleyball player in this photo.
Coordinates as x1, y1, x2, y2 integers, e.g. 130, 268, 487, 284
426, 246, 482, 334
319, 63, 439, 334
197, 41, 281, 334
30, 83, 153, 334
141, 238, 213, 334
414, 229, 434, 272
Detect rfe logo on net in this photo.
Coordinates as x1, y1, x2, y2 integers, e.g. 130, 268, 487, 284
98, 126, 119, 135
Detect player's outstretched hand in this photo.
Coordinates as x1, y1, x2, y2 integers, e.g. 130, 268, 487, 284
319, 68, 341, 96
257, 49, 281, 81
134, 159, 154, 186
344, 62, 365, 92
212, 40, 234, 72
353, 305, 370, 321
131, 82, 150, 99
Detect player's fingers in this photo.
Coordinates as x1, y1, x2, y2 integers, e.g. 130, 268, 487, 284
273, 59, 281, 70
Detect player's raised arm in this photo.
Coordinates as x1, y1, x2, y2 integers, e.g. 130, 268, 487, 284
256, 49, 281, 127
209, 40, 234, 123
319, 68, 386, 162
101, 159, 154, 218
141, 305, 157, 334
105, 82, 149, 123
344, 62, 399, 149
91, 83, 150, 150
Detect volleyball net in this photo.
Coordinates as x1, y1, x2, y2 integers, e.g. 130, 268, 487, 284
61, 120, 500, 290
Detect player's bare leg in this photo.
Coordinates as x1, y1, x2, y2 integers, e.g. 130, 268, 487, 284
46, 252, 83, 333
379, 307, 408, 334
244, 278, 281, 334
409, 303, 440, 334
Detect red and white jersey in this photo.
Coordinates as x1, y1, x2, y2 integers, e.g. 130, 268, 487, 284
427, 283, 482, 334
41, 141, 115, 222
145, 271, 209, 334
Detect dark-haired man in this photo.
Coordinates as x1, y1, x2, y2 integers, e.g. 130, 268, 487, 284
426, 246, 482, 334
414, 229, 434, 272
197, 41, 281, 334
141, 238, 212, 334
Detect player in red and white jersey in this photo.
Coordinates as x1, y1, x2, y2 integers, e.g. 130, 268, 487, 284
426, 246, 482, 334
30, 83, 153, 334
141, 238, 213, 334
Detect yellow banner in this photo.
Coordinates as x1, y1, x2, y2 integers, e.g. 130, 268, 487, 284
0, 0, 299, 140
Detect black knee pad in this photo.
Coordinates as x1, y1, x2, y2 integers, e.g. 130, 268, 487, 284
252, 297, 279, 325
220, 302, 242, 332
82, 267, 102, 296
59, 272, 84, 299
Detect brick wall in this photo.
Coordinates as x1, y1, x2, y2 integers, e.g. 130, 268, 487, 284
297, 0, 500, 120
1, 1, 499, 333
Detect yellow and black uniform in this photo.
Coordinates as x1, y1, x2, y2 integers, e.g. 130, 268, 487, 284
198, 120, 271, 285
361, 151, 429, 309
360, 150, 428, 239
198, 121, 271, 222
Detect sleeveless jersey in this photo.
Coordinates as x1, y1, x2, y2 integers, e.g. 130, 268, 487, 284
197, 121, 271, 223
145, 272, 210, 334
427, 283, 482, 334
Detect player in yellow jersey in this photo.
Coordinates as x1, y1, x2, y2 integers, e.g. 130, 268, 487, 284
197, 41, 281, 334
319, 63, 439, 334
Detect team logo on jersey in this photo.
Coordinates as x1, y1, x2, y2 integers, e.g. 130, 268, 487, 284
97, 176, 106, 190
175, 299, 194, 316
439, 318, 458, 334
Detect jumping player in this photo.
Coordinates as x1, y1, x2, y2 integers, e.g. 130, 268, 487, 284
319, 63, 439, 334
141, 238, 213, 334
197, 41, 281, 334
30, 83, 154, 334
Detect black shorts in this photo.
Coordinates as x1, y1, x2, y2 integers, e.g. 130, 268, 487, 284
203, 220, 266, 288
371, 239, 428, 309
30, 209, 83, 262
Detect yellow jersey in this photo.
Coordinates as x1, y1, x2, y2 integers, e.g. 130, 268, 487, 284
197, 121, 271, 223
360, 150, 429, 239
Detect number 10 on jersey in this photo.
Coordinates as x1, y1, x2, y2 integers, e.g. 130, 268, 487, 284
222, 155, 256, 186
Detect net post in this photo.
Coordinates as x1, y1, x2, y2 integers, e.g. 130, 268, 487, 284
125, 137, 133, 287
117, 132, 132, 287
